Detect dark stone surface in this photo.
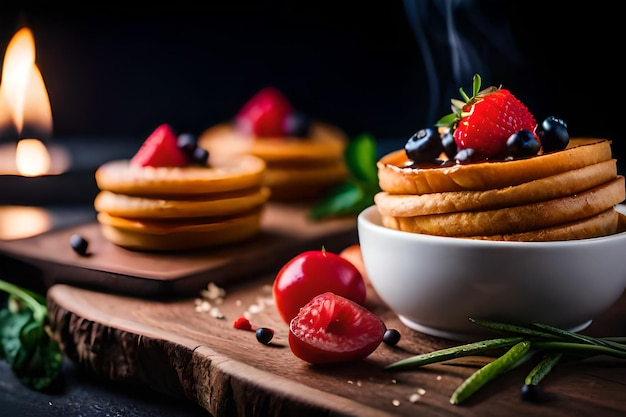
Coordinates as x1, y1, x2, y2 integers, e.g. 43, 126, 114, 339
0, 358, 212, 417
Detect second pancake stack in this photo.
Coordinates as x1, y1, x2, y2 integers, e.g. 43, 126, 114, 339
94, 154, 270, 251
375, 138, 625, 241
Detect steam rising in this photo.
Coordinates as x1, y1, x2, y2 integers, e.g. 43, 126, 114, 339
403, 0, 523, 124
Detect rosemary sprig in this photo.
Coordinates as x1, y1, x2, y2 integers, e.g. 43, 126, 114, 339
385, 318, 626, 405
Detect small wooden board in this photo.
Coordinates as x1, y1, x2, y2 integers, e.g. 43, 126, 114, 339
0, 203, 357, 297
47, 277, 626, 417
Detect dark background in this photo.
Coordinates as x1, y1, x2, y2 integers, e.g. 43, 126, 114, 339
0, 3, 622, 415
0, 1, 622, 168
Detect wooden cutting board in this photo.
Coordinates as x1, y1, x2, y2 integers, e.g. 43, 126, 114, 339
0, 203, 357, 297
47, 278, 626, 417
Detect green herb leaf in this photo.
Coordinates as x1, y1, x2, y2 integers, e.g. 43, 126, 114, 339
524, 352, 563, 386
310, 132, 381, 220
385, 318, 626, 405
344, 133, 378, 183
450, 340, 531, 405
0, 279, 63, 391
384, 337, 524, 371
309, 181, 378, 220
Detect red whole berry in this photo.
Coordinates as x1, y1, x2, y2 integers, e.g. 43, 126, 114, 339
273, 248, 366, 324
437, 74, 538, 159
235, 87, 293, 137
130, 124, 189, 167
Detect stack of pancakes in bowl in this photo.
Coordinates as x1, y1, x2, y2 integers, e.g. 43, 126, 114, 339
375, 138, 624, 241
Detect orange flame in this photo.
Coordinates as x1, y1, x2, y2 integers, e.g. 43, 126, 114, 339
0, 27, 59, 176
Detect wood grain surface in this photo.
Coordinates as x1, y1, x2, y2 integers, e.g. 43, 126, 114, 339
0, 203, 357, 297
47, 274, 626, 417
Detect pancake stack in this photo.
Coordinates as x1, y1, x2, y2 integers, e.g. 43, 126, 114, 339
375, 138, 625, 241
94, 154, 270, 251
199, 122, 349, 201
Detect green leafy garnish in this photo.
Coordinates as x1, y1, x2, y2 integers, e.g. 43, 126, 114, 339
0, 279, 63, 390
385, 318, 626, 405
310, 132, 380, 220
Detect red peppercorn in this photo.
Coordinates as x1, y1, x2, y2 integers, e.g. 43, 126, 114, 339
233, 316, 253, 331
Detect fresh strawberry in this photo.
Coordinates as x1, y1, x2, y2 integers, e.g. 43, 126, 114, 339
235, 87, 293, 137
437, 74, 538, 158
130, 123, 189, 167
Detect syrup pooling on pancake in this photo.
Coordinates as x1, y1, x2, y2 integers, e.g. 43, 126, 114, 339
376, 74, 624, 241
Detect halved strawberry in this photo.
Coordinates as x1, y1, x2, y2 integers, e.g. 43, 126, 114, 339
437, 74, 538, 158
130, 123, 189, 167
234, 87, 293, 137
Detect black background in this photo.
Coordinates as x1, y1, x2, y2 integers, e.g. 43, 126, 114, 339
0, 1, 622, 166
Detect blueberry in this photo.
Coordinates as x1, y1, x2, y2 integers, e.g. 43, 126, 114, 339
506, 129, 541, 157
537, 116, 569, 152
192, 146, 209, 165
521, 384, 552, 403
283, 111, 311, 137
441, 131, 457, 159
70, 234, 89, 256
177, 133, 197, 155
383, 329, 401, 346
255, 327, 274, 345
453, 148, 477, 164
404, 128, 444, 163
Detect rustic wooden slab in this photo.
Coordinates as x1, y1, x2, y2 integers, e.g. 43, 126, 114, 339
47, 275, 626, 417
0, 203, 357, 297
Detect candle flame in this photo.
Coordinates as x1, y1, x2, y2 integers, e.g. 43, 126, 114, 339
16, 138, 50, 176
0, 27, 55, 176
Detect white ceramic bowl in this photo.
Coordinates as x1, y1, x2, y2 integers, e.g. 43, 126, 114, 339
358, 205, 626, 341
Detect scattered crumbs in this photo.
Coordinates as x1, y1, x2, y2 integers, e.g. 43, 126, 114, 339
417, 388, 426, 395
196, 282, 226, 319
194, 300, 211, 313
409, 393, 421, 403
235, 300, 242, 307
347, 380, 354, 385
201, 282, 226, 300
436, 375, 442, 381
209, 307, 225, 319
248, 303, 262, 314
392, 399, 401, 407
356, 380, 362, 387
391, 379, 397, 384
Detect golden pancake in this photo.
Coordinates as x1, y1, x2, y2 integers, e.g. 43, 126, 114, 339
97, 209, 264, 251
199, 122, 347, 163
375, 159, 618, 216
94, 187, 270, 219
381, 176, 625, 237
263, 160, 349, 188
95, 154, 266, 197
378, 138, 612, 195
467, 208, 619, 242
